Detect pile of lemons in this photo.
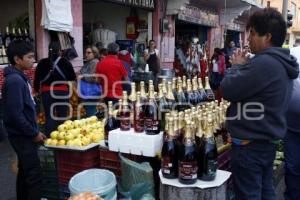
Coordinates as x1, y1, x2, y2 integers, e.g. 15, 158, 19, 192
45, 116, 104, 147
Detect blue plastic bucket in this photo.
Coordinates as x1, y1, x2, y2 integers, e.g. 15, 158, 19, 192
69, 169, 117, 200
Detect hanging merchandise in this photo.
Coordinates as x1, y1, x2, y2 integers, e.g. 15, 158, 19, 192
41, 0, 73, 32
126, 8, 139, 40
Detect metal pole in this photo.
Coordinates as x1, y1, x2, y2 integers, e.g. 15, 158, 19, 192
282, 0, 288, 20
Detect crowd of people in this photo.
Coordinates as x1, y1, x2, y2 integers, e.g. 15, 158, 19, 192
1, 7, 300, 200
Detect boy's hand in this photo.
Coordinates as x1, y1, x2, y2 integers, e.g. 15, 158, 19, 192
33, 132, 47, 143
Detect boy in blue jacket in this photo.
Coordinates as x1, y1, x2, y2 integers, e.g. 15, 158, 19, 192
221, 8, 299, 199
2, 40, 46, 200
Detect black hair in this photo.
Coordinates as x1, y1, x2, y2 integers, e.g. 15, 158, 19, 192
7, 40, 34, 65
107, 43, 119, 55
246, 8, 287, 47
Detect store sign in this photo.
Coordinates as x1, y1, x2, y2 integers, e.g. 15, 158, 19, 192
105, 0, 155, 10
226, 22, 245, 32
178, 5, 218, 27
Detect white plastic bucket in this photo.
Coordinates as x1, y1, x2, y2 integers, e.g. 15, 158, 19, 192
69, 169, 117, 200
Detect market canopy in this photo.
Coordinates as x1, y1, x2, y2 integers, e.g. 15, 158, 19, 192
166, 0, 263, 24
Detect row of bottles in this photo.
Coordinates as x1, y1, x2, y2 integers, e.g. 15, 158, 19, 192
0, 27, 32, 65
104, 76, 219, 145
161, 100, 229, 184
0, 26, 32, 48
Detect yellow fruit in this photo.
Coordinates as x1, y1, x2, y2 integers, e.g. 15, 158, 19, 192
67, 140, 75, 147
73, 139, 82, 147
58, 124, 66, 132
92, 134, 103, 143
90, 116, 98, 123
50, 131, 59, 139
45, 139, 52, 145
76, 134, 84, 140
65, 132, 74, 141
82, 137, 91, 146
50, 139, 58, 146
58, 140, 66, 146
57, 131, 66, 140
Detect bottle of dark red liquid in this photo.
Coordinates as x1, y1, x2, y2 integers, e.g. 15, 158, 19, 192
178, 120, 198, 185
134, 92, 144, 133
199, 114, 218, 181
104, 101, 117, 146
144, 85, 160, 135
120, 91, 131, 131
161, 117, 179, 179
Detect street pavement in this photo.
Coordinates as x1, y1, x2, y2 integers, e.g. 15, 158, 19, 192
0, 138, 17, 200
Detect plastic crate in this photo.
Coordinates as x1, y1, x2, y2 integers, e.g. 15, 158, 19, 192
38, 147, 57, 171
99, 148, 141, 178
56, 148, 100, 186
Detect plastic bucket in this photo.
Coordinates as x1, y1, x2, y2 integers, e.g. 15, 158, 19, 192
69, 169, 117, 200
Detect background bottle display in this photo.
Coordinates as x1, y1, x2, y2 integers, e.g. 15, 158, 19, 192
144, 85, 160, 135
120, 91, 131, 131
204, 76, 215, 101
198, 114, 218, 181
2, 46, 8, 64
4, 27, 11, 48
134, 92, 144, 133
105, 101, 118, 146
161, 117, 179, 179
178, 121, 198, 185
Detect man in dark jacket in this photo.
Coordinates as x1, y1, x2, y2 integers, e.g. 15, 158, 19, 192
221, 8, 299, 199
2, 40, 46, 200
284, 46, 300, 200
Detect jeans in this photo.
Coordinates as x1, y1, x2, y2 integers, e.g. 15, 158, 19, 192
9, 136, 42, 200
41, 90, 69, 137
231, 141, 277, 200
284, 131, 300, 200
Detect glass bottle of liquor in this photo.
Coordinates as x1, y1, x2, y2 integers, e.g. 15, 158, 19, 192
176, 80, 188, 111
192, 78, 200, 105
181, 76, 187, 99
199, 114, 218, 181
161, 117, 179, 179
0, 49, 3, 65
0, 30, 3, 47
120, 91, 131, 131
172, 77, 177, 100
158, 83, 168, 130
11, 27, 16, 41
17, 28, 23, 40
178, 120, 198, 184
140, 81, 148, 103
4, 26, 11, 48
204, 76, 215, 101
198, 77, 208, 102
105, 101, 118, 146
129, 82, 137, 126
162, 78, 167, 96
166, 81, 176, 111
187, 79, 196, 105
134, 92, 144, 133
2, 46, 8, 64
145, 85, 160, 135
177, 112, 185, 145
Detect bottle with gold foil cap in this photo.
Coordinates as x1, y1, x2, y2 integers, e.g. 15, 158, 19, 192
204, 76, 215, 101
158, 83, 168, 131
120, 91, 131, 131
145, 85, 160, 135
104, 101, 118, 146
161, 117, 179, 179
178, 120, 198, 184
134, 92, 144, 133
198, 113, 218, 181
140, 81, 147, 103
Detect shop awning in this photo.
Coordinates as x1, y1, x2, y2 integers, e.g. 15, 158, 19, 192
167, 0, 263, 22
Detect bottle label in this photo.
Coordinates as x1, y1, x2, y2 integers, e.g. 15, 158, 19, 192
144, 118, 153, 131
120, 114, 131, 130
162, 157, 173, 174
179, 161, 198, 180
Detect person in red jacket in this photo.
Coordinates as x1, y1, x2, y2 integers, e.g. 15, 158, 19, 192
96, 43, 128, 105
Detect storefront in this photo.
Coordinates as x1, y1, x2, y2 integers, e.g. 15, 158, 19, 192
224, 21, 246, 48
83, 0, 155, 68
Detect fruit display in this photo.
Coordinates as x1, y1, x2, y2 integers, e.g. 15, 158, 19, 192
45, 116, 104, 148
68, 192, 103, 200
